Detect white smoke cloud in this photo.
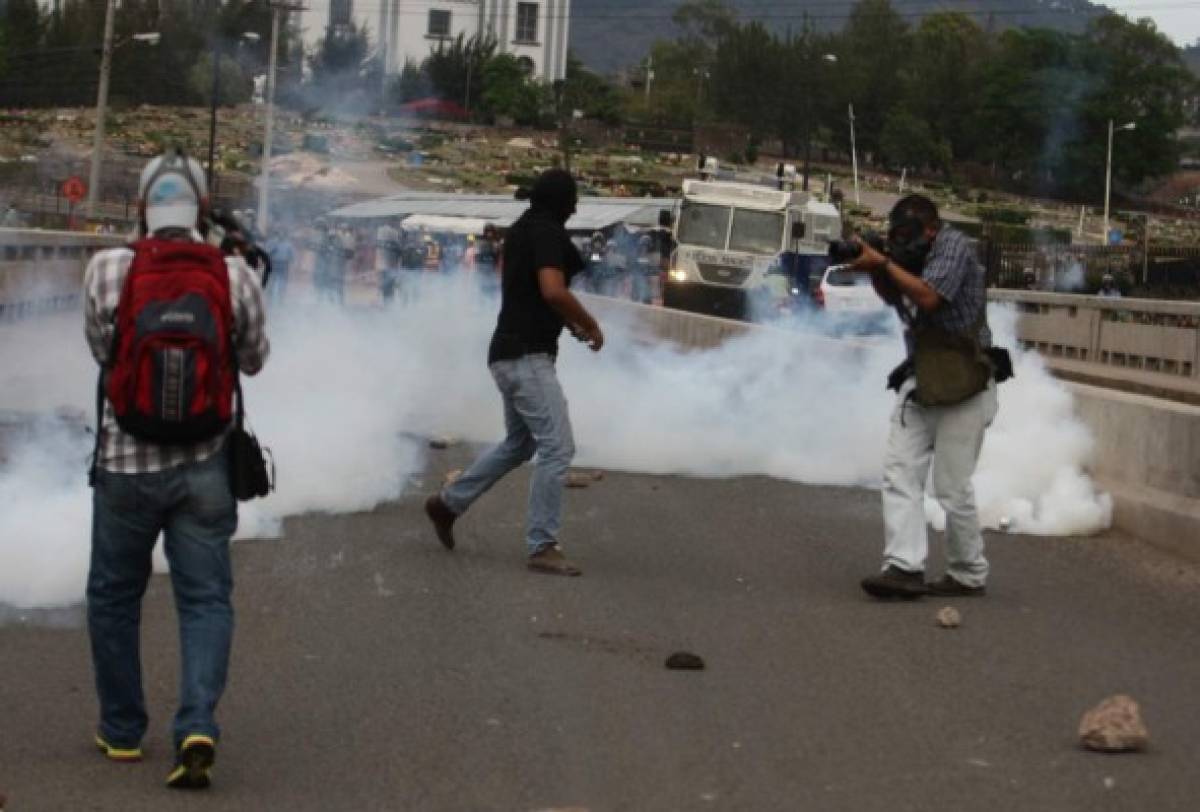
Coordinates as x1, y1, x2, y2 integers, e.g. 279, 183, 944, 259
0, 274, 1111, 610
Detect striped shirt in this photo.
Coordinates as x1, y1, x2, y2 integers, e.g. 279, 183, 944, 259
904, 226, 991, 352
83, 240, 269, 474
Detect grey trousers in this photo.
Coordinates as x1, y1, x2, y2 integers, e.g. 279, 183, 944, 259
880, 379, 998, 587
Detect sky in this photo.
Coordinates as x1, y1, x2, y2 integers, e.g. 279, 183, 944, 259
1102, 1, 1200, 47
297, 1, 1200, 51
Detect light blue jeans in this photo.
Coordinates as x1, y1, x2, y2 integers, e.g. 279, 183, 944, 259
441, 354, 576, 554
88, 449, 236, 751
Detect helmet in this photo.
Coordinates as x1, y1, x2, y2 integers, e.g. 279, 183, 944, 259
139, 151, 206, 233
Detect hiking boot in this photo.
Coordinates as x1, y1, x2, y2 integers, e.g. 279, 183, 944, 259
861, 565, 928, 600
926, 574, 986, 597
527, 544, 582, 577
94, 733, 143, 763
424, 494, 457, 550
166, 734, 215, 790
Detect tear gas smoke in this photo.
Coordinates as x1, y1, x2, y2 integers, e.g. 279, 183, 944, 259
0, 274, 1110, 611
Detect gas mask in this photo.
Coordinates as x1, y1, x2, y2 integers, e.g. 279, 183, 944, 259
886, 215, 934, 275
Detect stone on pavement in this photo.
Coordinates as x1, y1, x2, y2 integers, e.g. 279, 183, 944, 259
936, 606, 962, 628
566, 471, 600, 488
665, 651, 706, 670
1079, 695, 1150, 752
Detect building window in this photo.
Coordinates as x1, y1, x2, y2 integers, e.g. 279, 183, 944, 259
515, 2, 538, 43
427, 9, 451, 38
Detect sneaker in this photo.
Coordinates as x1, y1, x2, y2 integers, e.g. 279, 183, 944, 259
424, 494, 457, 550
861, 565, 928, 600
926, 574, 986, 597
94, 733, 143, 763
527, 544, 582, 577
166, 734, 215, 790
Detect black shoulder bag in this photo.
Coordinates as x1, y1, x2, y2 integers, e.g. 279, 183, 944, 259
228, 376, 274, 501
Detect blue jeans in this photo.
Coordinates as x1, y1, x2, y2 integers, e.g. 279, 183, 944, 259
88, 449, 237, 751
441, 354, 575, 554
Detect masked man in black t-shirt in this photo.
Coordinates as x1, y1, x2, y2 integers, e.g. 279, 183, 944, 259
424, 169, 604, 576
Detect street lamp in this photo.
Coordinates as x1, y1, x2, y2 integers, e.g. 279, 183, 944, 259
800, 53, 838, 191
1103, 119, 1136, 243
86, 0, 161, 219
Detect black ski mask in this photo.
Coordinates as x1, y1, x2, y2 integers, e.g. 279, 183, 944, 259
886, 213, 935, 275
528, 169, 578, 225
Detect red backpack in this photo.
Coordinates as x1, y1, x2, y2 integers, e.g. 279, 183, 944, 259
105, 238, 236, 444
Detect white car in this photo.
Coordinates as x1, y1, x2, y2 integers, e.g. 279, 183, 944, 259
812, 264, 894, 334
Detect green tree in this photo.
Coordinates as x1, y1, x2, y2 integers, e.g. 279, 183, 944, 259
974, 28, 1074, 183
390, 59, 429, 104
903, 13, 990, 174
709, 21, 778, 145
880, 108, 949, 171
424, 32, 497, 110
307, 22, 379, 112
825, 0, 911, 161
188, 52, 251, 106
481, 53, 550, 126
561, 53, 621, 124
1060, 14, 1198, 197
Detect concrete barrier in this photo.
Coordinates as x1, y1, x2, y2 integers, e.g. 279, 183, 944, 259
583, 294, 1200, 560
1068, 384, 1200, 560
0, 229, 125, 319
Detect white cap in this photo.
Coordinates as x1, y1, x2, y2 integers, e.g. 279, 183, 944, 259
139, 153, 207, 234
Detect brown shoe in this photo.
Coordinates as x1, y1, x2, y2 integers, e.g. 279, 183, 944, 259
424, 494, 457, 550
527, 544, 582, 577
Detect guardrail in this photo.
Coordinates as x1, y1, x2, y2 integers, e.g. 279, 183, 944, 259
989, 290, 1200, 379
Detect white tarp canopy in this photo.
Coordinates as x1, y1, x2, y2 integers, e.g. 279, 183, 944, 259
329, 192, 676, 233
401, 214, 494, 235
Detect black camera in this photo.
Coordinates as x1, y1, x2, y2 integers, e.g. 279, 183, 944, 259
827, 230, 886, 264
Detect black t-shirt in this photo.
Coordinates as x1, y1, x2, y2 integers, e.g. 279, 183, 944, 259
488, 208, 584, 364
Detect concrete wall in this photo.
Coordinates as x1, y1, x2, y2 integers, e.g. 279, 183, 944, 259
583, 294, 1200, 560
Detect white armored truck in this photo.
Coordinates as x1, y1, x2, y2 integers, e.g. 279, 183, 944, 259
664, 171, 842, 319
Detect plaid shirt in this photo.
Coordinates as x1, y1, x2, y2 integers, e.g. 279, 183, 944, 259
84, 240, 269, 474
906, 226, 991, 350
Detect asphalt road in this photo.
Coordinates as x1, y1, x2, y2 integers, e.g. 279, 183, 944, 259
2, 445, 1199, 811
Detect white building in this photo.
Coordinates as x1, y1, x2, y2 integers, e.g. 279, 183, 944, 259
375, 0, 571, 83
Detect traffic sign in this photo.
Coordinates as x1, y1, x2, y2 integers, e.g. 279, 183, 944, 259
62, 176, 87, 204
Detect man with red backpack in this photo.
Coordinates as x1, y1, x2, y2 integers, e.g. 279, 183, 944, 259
82, 151, 269, 790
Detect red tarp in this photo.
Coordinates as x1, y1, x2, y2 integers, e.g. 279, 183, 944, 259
397, 98, 469, 120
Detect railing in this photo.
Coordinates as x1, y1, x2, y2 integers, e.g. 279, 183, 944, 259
989, 289, 1200, 379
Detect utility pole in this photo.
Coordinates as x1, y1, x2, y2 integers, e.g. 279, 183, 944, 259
258, 4, 306, 234
207, 41, 221, 190
86, 0, 117, 220
849, 103, 860, 206
644, 54, 653, 102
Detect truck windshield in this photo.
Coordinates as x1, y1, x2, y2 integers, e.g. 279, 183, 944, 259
729, 209, 784, 254
677, 202, 730, 250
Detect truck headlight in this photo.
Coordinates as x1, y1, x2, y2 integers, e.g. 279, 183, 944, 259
668, 269, 688, 283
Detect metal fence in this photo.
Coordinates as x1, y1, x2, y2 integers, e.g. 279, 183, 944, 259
984, 242, 1200, 297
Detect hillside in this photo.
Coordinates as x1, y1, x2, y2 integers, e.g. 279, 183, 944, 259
569, 0, 1106, 75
